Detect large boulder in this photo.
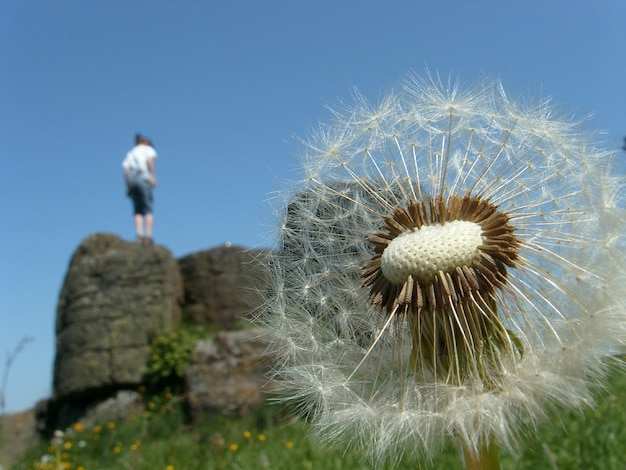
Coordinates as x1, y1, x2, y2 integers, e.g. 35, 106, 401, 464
53, 233, 183, 402
185, 328, 276, 420
178, 245, 271, 329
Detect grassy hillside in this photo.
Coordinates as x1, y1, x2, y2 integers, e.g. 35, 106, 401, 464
11, 365, 626, 470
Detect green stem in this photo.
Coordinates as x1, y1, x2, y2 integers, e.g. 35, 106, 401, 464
462, 440, 501, 470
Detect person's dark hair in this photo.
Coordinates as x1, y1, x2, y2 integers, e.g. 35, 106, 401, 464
135, 133, 154, 148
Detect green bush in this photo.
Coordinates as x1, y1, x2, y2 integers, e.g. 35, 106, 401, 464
143, 324, 213, 391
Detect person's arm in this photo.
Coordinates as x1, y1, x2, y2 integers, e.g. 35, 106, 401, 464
124, 167, 131, 195
147, 158, 157, 187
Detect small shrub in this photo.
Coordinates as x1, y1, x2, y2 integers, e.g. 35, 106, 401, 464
143, 324, 213, 392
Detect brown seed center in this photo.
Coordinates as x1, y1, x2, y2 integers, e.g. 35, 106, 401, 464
362, 195, 520, 316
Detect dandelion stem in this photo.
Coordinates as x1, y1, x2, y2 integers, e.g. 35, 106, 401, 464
462, 440, 501, 470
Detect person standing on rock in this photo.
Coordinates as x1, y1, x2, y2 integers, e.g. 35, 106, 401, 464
122, 133, 158, 245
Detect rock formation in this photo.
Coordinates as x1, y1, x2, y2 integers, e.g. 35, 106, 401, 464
185, 328, 276, 421
1, 409, 39, 468
10, 233, 277, 464
178, 245, 271, 329
51, 233, 183, 427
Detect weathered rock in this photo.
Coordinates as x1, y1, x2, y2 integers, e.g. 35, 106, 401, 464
53, 233, 183, 400
76, 390, 144, 428
1, 409, 40, 467
40, 391, 145, 433
185, 328, 276, 420
178, 245, 271, 329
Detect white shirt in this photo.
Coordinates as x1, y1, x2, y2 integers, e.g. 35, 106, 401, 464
122, 144, 157, 180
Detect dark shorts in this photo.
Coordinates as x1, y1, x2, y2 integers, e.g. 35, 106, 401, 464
128, 178, 154, 215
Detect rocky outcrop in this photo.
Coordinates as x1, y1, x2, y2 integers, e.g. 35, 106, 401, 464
74, 391, 144, 428
1, 409, 40, 468
178, 245, 271, 329
38, 234, 275, 439
53, 233, 183, 401
185, 328, 276, 421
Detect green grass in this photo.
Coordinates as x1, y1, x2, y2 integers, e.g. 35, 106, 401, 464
11, 367, 626, 470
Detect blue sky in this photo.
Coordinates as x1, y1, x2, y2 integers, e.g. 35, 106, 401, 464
1, 1, 625, 413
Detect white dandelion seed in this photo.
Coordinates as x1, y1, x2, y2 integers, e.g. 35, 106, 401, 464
261, 74, 626, 467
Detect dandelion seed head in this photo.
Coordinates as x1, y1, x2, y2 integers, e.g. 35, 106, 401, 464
260, 73, 626, 465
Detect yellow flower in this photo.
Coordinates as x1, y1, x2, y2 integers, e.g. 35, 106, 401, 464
93, 425, 102, 433
72, 422, 85, 432
229, 443, 239, 452
63, 441, 72, 450
113, 446, 121, 454
243, 430, 251, 439
107, 421, 116, 430
165, 466, 175, 470
257, 434, 266, 442
285, 441, 294, 449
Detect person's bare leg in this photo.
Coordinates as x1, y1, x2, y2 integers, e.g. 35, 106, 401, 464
134, 214, 144, 240
145, 213, 154, 241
